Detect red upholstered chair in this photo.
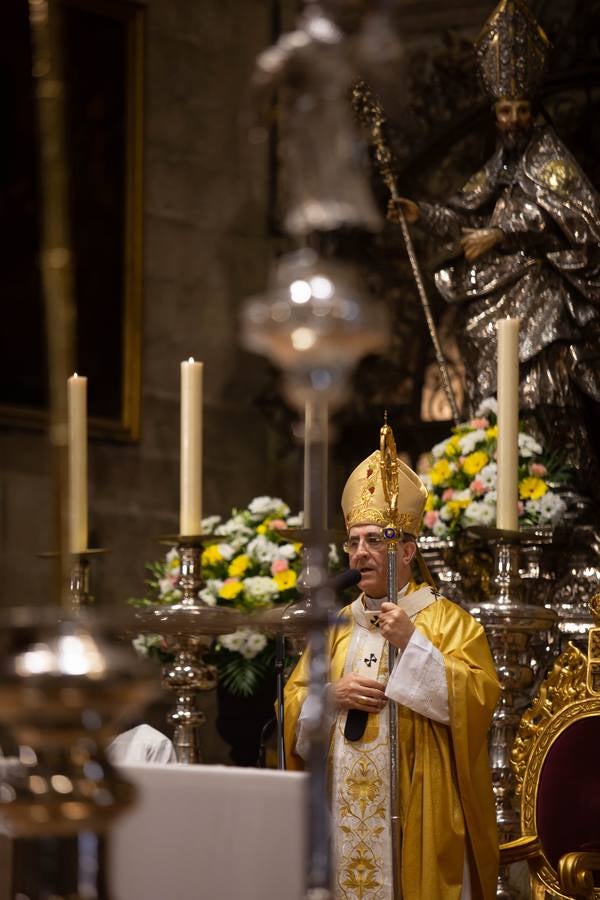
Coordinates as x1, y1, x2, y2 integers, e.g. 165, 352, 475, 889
500, 595, 600, 899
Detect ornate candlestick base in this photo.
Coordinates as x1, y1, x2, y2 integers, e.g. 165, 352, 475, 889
466, 527, 558, 899
135, 534, 240, 765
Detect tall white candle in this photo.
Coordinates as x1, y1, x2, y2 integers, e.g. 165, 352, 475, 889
180, 359, 203, 535
496, 319, 520, 531
68, 373, 88, 552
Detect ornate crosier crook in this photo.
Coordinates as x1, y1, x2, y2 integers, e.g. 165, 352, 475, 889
379, 412, 402, 900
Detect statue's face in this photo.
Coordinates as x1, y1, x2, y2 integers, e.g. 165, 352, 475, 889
495, 98, 532, 151
495, 98, 532, 132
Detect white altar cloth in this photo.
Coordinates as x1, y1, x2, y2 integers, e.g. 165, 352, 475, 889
110, 764, 307, 900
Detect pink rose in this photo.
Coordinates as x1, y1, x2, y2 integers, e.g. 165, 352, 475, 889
470, 418, 489, 429
529, 462, 547, 477
442, 488, 455, 502
517, 501, 525, 516
424, 510, 439, 528
271, 558, 289, 575
269, 519, 287, 531
469, 479, 486, 496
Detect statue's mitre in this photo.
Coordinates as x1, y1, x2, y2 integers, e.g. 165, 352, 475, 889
341, 449, 427, 535
475, 0, 551, 101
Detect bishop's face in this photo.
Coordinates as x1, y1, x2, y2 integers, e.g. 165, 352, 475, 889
345, 525, 416, 599
495, 97, 533, 151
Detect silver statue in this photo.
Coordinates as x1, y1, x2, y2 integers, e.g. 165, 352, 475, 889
250, 0, 402, 238
395, 0, 600, 479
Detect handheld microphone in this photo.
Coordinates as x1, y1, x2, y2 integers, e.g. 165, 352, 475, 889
328, 568, 361, 593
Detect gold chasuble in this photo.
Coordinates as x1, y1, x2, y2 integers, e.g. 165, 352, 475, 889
283, 581, 500, 900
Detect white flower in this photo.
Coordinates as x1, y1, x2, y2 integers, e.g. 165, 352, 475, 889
248, 496, 290, 519
132, 634, 162, 657
217, 542, 234, 561
286, 513, 304, 527
201, 515, 222, 533
476, 397, 498, 416
328, 543, 340, 566
420, 473, 433, 492
483, 489, 497, 505
205, 578, 223, 596
158, 577, 177, 597
432, 518, 449, 537
518, 432, 543, 458
479, 462, 498, 490
241, 630, 268, 659
431, 439, 449, 459
463, 501, 495, 526
165, 547, 180, 566
454, 489, 472, 502
246, 534, 280, 564
219, 631, 245, 653
220, 628, 268, 660
538, 492, 566, 524
459, 429, 487, 455
242, 575, 279, 602
439, 504, 454, 523
198, 588, 217, 606
277, 542, 298, 560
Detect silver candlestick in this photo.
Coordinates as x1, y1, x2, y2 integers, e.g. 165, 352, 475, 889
467, 527, 558, 899
135, 535, 240, 765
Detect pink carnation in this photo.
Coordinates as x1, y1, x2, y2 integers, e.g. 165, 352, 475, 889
442, 488, 455, 502
269, 518, 287, 530
470, 417, 489, 429
529, 462, 547, 477
424, 510, 439, 528
271, 558, 289, 575
469, 479, 486, 496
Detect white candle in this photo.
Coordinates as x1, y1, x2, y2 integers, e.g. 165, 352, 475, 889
180, 359, 203, 535
496, 319, 520, 531
68, 373, 88, 552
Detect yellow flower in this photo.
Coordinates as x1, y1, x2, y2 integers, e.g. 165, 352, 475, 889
446, 499, 470, 518
445, 434, 461, 457
462, 451, 488, 476
201, 545, 224, 566
430, 459, 453, 485
293, 542, 303, 554
256, 524, 267, 535
218, 580, 244, 601
424, 493, 435, 512
273, 569, 297, 591
519, 477, 548, 501
228, 554, 250, 577
485, 425, 498, 440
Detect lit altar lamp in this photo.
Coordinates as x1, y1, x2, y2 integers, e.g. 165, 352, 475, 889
241, 247, 389, 899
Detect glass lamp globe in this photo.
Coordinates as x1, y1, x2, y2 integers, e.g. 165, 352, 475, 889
241, 248, 390, 410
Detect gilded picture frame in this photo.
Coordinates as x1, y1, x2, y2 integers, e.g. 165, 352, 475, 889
0, 0, 144, 440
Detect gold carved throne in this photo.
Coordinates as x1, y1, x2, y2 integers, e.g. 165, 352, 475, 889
500, 594, 600, 899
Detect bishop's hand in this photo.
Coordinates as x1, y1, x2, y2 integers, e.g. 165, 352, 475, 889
330, 673, 387, 714
378, 602, 415, 650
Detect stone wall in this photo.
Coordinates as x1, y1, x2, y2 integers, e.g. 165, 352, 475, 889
0, 0, 304, 614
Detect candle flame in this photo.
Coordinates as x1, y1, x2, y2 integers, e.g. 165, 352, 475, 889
188, 357, 195, 363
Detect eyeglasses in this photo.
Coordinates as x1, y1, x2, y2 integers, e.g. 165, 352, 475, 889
343, 534, 387, 554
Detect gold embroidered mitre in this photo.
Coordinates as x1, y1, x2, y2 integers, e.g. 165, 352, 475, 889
475, 0, 551, 100
341, 450, 427, 535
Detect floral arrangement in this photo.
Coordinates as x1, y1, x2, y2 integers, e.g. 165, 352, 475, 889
131, 496, 339, 696
419, 398, 569, 538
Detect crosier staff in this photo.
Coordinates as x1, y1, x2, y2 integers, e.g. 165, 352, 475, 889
379, 415, 402, 900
